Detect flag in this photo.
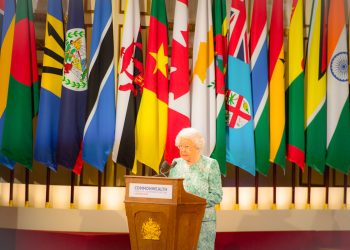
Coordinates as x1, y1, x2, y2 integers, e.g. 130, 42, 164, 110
250, 0, 269, 175
191, 0, 216, 157
112, 0, 144, 170
0, 0, 39, 169
269, 0, 285, 168
165, 0, 190, 165
226, 0, 255, 175
211, 0, 227, 175
287, 0, 305, 170
81, 0, 115, 172
305, 0, 327, 174
56, 0, 88, 170
133, 0, 168, 173
326, 0, 350, 174
0, 0, 4, 42
34, 0, 64, 171
0, 0, 15, 169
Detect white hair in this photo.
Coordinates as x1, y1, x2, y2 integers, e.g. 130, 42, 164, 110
175, 127, 205, 151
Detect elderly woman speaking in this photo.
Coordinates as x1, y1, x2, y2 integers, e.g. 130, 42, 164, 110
169, 127, 223, 250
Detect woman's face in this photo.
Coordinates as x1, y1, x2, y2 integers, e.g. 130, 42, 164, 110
178, 138, 200, 164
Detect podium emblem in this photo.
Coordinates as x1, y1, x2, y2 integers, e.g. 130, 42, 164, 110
141, 218, 161, 240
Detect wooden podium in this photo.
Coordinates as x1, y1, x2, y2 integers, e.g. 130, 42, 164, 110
124, 175, 206, 250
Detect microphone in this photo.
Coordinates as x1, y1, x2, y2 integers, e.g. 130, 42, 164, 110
157, 161, 177, 177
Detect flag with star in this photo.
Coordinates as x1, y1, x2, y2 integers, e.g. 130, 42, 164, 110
287, 0, 305, 170
226, 0, 255, 175
0, 0, 39, 170
191, 0, 216, 157
0, 0, 16, 169
269, 0, 286, 168
211, 0, 227, 175
165, 0, 190, 165
305, 0, 327, 173
326, 0, 350, 173
250, 0, 269, 175
133, 0, 168, 173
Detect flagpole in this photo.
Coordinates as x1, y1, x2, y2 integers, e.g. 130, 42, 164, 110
25, 168, 30, 207
234, 166, 239, 210
70, 172, 75, 208
272, 163, 276, 209
9, 169, 14, 206
306, 166, 311, 209
324, 166, 329, 209
253, 173, 259, 209
343, 174, 348, 209
97, 169, 102, 209
113, 162, 117, 186
45, 168, 51, 208
290, 163, 296, 209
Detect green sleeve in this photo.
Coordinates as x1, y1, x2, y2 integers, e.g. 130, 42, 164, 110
206, 159, 223, 206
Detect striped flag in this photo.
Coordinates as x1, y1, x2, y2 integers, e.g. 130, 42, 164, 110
211, 0, 227, 175
326, 0, 350, 174
34, 0, 64, 171
305, 0, 327, 174
0, 0, 15, 169
226, 0, 255, 175
269, 0, 286, 168
165, 0, 190, 164
191, 0, 216, 157
80, 0, 115, 172
112, 0, 144, 170
0, 0, 39, 169
287, 0, 305, 170
56, 0, 88, 170
133, 0, 168, 173
250, 0, 269, 175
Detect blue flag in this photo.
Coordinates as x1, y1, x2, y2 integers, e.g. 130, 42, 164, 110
56, 0, 87, 170
226, 0, 255, 175
34, 0, 64, 171
0, 0, 16, 169
81, 0, 115, 172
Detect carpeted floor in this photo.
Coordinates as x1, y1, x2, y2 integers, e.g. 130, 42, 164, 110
0, 229, 349, 250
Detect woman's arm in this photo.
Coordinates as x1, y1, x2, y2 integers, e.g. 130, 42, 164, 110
206, 159, 223, 206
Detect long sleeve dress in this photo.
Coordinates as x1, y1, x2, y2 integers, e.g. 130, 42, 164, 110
169, 155, 223, 250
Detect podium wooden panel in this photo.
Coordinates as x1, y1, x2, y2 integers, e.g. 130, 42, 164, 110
124, 175, 206, 250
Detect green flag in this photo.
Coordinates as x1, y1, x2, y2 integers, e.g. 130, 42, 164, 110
0, 0, 39, 169
211, 0, 227, 175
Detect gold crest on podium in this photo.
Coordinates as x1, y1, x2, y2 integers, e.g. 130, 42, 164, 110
141, 218, 161, 240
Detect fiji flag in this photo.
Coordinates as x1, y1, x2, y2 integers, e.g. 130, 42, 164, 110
34, 0, 64, 171
226, 0, 255, 175
81, 0, 115, 172
0, 0, 16, 169
56, 0, 88, 170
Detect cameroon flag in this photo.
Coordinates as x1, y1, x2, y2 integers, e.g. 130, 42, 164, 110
134, 0, 168, 173
0, 0, 38, 169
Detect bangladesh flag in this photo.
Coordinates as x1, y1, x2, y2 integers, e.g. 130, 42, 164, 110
0, 0, 39, 169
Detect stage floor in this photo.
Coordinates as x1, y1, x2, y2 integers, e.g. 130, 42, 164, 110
1, 229, 349, 250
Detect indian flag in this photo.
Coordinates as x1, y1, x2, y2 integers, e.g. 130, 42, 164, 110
326, 0, 350, 174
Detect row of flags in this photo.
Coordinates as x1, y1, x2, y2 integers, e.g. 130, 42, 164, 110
0, 0, 350, 178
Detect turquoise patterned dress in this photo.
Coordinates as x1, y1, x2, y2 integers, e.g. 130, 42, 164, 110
169, 155, 223, 250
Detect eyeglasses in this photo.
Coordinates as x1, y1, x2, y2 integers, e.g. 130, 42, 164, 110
178, 145, 193, 151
